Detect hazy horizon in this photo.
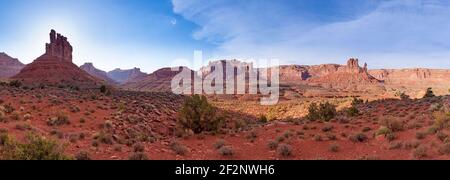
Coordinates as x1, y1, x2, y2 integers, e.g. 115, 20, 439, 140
1, 0, 450, 73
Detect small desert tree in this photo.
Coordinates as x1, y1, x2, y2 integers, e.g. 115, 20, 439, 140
307, 102, 337, 122
178, 95, 223, 134
423, 88, 435, 98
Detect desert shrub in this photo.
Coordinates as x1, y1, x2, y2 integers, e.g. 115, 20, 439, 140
1, 133, 72, 160
432, 111, 450, 130
277, 144, 292, 157
346, 106, 360, 117
326, 133, 337, 141
218, 146, 234, 156
9, 80, 22, 88
416, 132, 427, 140
214, 139, 226, 149
423, 88, 435, 98
376, 127, 391, 137
128, 152, 149, 160
133, 143, 145, 152
47, 112, 70, 126
267, 140, 278, 150
329, 143, 340, 152
386, 133, 397, 142
351, 98, 364, 106
100, 85, 107, 94
379, 117, 404, 132
307, 102, 336, 122
75, 151, 91, 160
429, 103, 442, 112
349, 133, 368, 143
94, 131, 114, 145
246, 131, 258, 142
313, 134, 322, 141
439, 143, 450, 154
436, 132, 448, 142
2, 104, 15, 114
169, 141, 187, 155
404, 140, 421, 149
322, 124, 334, 132
0, 111, 5, 122
177, 95, 223, 134
259, 115, 268, 123
413, 146, 427, 158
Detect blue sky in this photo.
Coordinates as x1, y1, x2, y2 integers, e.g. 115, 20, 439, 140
1, 0, 450, 72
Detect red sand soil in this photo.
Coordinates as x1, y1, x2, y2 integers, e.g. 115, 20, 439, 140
1, 86, 449, 160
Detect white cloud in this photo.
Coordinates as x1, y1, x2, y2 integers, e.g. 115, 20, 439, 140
172, 0, 450, 68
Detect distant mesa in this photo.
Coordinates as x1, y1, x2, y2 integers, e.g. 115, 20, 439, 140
80, 62, 117, 85
107, 67, 147, 84
0, 52, 25, 78
13, 29, 103, 88
121, 66, 194, 92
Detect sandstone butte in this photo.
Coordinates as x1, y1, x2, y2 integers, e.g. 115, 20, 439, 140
12, 30, 103, 88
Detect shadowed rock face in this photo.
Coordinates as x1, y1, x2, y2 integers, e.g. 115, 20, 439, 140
107, 68, 147, 84
13, 30, 102, 88
121, 67, 195, 92
0, 52, 25, 78
80, 63, 117, 85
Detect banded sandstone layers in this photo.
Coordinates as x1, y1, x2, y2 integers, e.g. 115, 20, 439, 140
13, 30, 102, 88
369, 69, 450, 98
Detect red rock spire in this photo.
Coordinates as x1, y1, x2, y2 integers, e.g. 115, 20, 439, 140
45, 29, 73, 62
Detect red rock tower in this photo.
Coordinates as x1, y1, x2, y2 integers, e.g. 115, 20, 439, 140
45, 29, 73, 62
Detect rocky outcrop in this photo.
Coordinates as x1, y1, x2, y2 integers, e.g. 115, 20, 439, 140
13, 30, 102, 88
369, 68, 450, 97
80, 63, 117, 85
0, 52, 25, 78
121, 67, 195, 92
107, 68, 147, 84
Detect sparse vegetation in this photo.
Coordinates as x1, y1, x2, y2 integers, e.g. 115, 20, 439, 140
0, 133, 72, 160
177, 95, 223, 134
307, 102, 336, 122
277, 144, 292, 157
218, 146, 234, 157
349, 133, 368, 143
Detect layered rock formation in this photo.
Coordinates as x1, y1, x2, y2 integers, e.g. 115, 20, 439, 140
121, 67, 195, 92
107, 68, 147, 84
13, 30, 102, 88
369, 68, 450, 97
80, 63, 117, 85
0, 52, 25, 78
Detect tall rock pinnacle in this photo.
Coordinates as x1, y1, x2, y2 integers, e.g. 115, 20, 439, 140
45, 29, 73, 62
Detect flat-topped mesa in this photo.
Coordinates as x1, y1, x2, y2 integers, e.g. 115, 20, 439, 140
45, 29, 73, 62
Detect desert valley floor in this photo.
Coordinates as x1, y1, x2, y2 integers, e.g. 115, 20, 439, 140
1, 84, 450, 160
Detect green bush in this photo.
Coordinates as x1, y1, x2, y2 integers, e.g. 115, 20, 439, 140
1, 133, 72, 160
307, 102, 336, 122
177, 95, 223, 134
346, 106, 359, 117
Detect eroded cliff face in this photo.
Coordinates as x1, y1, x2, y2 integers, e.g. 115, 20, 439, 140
369, 68, 450, 97
13, 30, 102, 88
0, 52, 25, 78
